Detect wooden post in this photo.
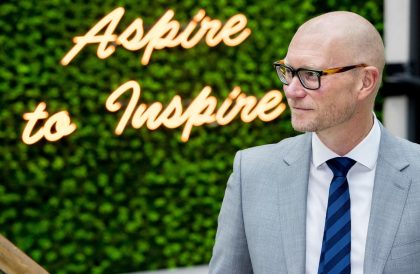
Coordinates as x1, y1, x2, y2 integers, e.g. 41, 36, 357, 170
0, 234, 49, 274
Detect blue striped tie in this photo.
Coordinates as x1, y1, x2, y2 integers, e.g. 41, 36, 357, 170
318, 157, 356, 274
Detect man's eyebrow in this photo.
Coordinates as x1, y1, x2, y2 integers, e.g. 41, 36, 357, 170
303, 65, 322, 70
283, 58, 321, 69
285, 62, 321, 70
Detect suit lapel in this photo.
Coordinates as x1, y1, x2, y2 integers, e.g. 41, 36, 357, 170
277, 133, 312, 274
364, 126, 411, 274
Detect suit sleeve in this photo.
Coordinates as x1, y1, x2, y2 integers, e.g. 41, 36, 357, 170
208, 151, 253, 274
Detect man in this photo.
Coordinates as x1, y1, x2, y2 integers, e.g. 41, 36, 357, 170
209, 11, 420, 274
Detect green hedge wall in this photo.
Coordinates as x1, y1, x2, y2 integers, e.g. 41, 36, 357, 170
0, 0, 382, 273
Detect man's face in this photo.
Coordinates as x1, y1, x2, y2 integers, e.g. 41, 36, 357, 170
283, 33, 360, 134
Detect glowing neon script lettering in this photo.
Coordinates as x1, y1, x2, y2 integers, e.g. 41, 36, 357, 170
106, 81, 286, 142
61, 7, 251, 66
22, 102, 77, 145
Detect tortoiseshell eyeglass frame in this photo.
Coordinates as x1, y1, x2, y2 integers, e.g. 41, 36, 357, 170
273, 59, 368, 90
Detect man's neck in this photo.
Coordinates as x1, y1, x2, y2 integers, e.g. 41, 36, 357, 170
315, 114, 374, 156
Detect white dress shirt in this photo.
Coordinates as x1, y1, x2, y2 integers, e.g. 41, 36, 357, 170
305, 117, 381, 274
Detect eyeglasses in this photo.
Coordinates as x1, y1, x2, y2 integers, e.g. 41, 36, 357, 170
273, 60, 367, 90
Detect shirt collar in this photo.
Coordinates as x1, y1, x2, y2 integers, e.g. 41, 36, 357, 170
312, 114, 381, 170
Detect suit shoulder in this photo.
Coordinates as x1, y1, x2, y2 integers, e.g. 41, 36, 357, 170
395, 137, 420, 165
239, 133, 308, 160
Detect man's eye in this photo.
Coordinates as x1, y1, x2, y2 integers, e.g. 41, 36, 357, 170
302, 71, 319, 81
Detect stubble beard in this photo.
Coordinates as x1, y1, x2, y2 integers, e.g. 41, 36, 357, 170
290, 101, 357, 133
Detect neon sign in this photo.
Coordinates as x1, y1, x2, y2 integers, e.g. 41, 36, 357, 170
106, 81, 286, 142
22, 102, 77, 145
61, 7, 251, 66
21, 7, 286, 145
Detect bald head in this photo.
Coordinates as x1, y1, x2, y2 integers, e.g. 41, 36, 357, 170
289, 11, 385, 82
283, 12, 384, 144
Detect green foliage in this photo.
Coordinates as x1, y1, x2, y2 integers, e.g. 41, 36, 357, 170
0, 0, 382, 273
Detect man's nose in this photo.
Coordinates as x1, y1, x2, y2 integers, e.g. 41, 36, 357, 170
284, 76, 307, 99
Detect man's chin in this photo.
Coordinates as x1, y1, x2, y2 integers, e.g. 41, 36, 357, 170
291, 121, 317, 133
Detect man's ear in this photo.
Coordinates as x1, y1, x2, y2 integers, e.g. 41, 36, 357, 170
357, 66, 379, 100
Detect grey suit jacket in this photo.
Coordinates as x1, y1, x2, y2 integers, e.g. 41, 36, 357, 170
209, 125, 420, 274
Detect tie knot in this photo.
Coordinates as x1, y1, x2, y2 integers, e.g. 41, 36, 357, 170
326, 157, 356, 177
